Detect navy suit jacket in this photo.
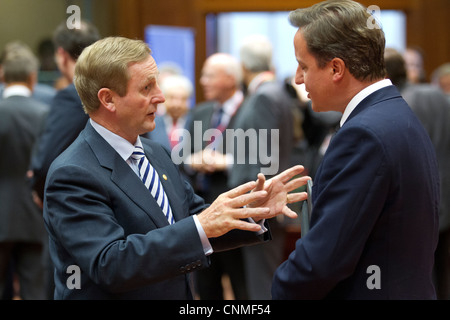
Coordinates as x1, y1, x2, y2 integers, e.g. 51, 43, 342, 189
272, 85, 440, 299
43, 121, 269, 299
31, 83, 89, 200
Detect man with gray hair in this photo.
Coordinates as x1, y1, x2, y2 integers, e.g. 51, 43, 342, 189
272, 0, 439, 299
228, 34, 295, 299
0, 45, 49, 299
186, 52, 248, 300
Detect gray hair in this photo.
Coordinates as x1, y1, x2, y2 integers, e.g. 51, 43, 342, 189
239, 34, 273, 72
432, 63, 450, 85
289, 0, 386, 82
160, 74, 193, 96
206, 53, 243, 87
2, 43, 39, 83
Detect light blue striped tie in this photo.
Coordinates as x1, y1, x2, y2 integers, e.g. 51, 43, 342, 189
131, 146, 174, 224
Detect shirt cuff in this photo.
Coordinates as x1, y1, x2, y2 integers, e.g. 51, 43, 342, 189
248, 217, 268, 235
193, 214, 213, 256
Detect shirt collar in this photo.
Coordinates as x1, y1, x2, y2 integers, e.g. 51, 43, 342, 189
221, 90, 244, 115
340, 79, 392, 127
3, 84, 32, 98
90, 118, 141, 162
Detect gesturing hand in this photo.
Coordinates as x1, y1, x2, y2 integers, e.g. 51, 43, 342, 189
197, 180, 271, 238
249, 165, 311, 219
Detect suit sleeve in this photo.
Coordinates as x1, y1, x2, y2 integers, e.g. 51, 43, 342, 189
272, 125, 390, 299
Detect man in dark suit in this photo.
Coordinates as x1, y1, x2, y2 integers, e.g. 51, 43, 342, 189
227, 35, 295, 300
43, 36, 309, 299
272, 0, 439, 299
0, 46, 49, 299
31, 20, 100, 202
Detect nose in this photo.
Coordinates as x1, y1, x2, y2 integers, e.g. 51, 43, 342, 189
295, 66, 305, 85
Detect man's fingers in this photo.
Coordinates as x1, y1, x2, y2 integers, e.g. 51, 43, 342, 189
286, 192, 308, 204
233, 219, 264, 233
272, 165, 305, 184
254, 173, 266, 192
230, 190, 268, 208
282, 206, 298, 219
285, 176, 311, 193
225, 180, 257, 199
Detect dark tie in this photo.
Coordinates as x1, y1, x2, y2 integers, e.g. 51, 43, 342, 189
211, 106, 224, 129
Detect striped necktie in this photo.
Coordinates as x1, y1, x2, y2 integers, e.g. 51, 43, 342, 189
130, 146, 174, 224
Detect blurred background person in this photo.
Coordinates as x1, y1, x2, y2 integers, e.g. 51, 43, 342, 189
186, 52, 247, 300
432, 63, 450, 103
0, 45, 49, 300
0, 41, 55, 105
385, 48, 450, 300
228, 34, 295, 300
147, 74, 193, 152
31, 20, 100, 205
30, 20, 100, 299
403, 46, 426, 84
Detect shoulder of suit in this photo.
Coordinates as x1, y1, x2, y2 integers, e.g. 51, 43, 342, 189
192, 101, 215, 114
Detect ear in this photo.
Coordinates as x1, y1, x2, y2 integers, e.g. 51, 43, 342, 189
97, 88, 116, 112
330, 58, 345, 82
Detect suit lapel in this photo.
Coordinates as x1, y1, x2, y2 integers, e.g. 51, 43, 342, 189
83, 122, 170, 228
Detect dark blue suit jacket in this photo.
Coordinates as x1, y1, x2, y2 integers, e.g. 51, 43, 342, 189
272, 85, 440, 299
31, 83, 88, 199
43, 121, 269, 299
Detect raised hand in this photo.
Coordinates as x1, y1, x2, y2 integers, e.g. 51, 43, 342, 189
197, 180, 271, 238
250, 165, 311, 219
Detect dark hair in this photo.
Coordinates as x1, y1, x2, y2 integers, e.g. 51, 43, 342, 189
384, 48, 407, 89
53, 20, 100, 60
289, 0, 386, 82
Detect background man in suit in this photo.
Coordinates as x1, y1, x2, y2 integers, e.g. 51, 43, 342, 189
0, 41, 56, 105
227, 34, 295, 300
0, 46, 49, 299
31, 20, 100, 203
272, 0, 440, 299
187, 53, 247, 299
43, 36, 309, 299
385, 48, 450, 300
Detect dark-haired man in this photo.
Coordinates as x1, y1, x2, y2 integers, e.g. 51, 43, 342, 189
272, 0, 439, 299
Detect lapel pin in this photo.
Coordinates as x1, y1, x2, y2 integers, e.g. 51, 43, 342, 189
162, 174, 168, 181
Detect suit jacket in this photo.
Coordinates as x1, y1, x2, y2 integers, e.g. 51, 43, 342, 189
43, 121, 270, 299
31, 83, 89, 200
227, 80, 294, 188
401, 84, 450, 232
187, 100, 243, 203
272, 85, 440, 299
0, 95, 49, 242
